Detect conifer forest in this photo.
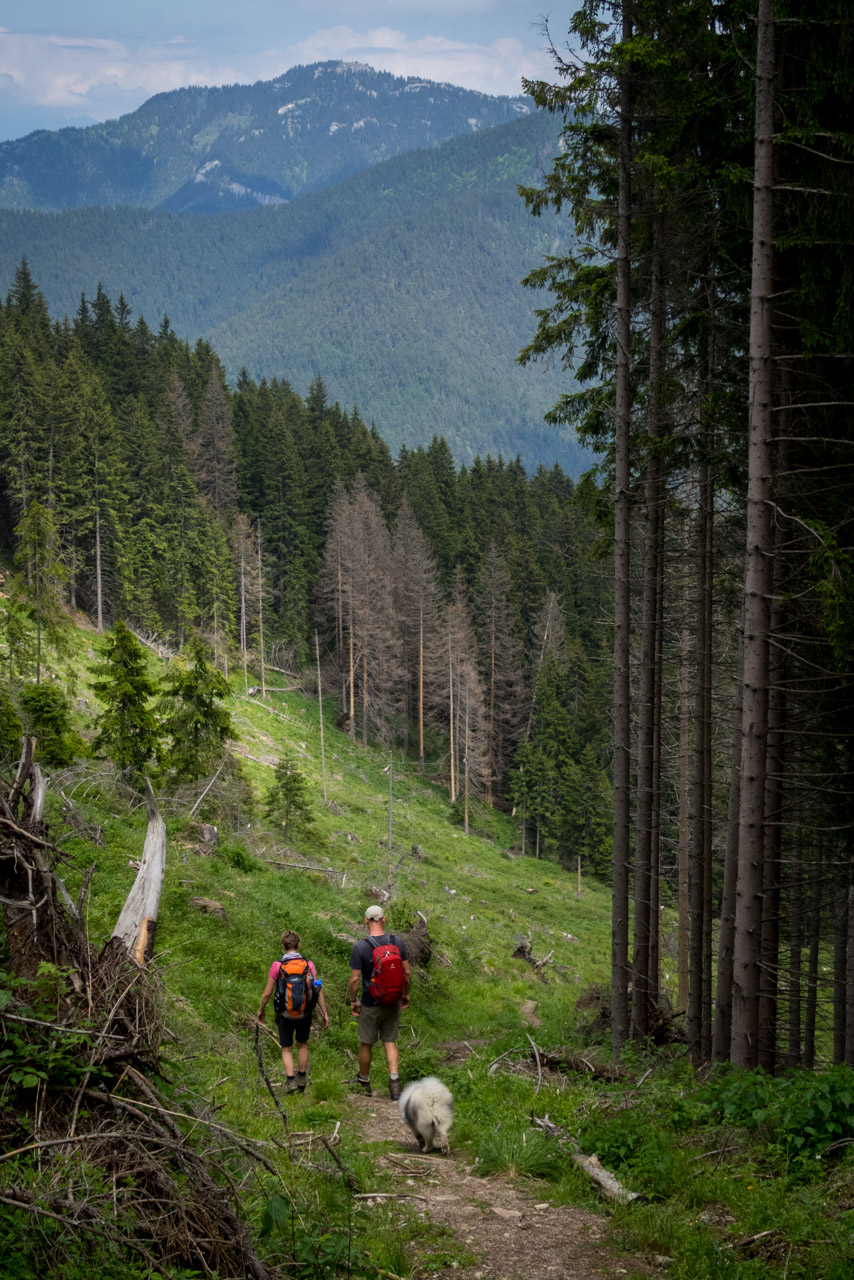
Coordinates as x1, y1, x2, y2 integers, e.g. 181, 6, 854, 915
4, 4, 854, 1277
0, 0, 853, 1113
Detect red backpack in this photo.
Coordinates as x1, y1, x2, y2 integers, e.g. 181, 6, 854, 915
366, 935, 405, 1005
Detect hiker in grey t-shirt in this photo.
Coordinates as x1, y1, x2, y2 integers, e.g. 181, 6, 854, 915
348, 905, 410, 1100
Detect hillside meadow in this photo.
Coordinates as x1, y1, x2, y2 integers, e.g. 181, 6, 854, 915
3, 616, 854, 1280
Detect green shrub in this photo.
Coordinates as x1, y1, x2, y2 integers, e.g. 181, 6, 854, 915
701, 1065, 854, 1160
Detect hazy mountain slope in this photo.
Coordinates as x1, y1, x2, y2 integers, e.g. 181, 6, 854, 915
0, 114, 586, 470
0, 61, 530, 215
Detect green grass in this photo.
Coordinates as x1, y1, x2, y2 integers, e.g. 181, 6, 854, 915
6, 618, 853, 1278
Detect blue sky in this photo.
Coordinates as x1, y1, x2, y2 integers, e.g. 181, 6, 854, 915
0, 2, 563, 142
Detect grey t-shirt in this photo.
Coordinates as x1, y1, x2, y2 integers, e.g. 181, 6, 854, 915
350, 933, 408, 1006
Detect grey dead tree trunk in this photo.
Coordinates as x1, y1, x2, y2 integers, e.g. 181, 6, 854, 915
611, 0, 634, 1059
731, 0, 776, 1069
111, 780, 166, 966
257, 520, 266, 699
316, 630, 327, 803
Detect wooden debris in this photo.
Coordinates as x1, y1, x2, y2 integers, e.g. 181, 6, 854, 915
512, 935, 553, 973
538, 1048, 628, 1082
111, 780, 166, 965
571, 1150, 642, 1203
530, 1114, 641, 1205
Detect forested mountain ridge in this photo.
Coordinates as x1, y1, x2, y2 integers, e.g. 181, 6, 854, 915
0, 61, 531, 215
0, 263, 613, 873
0, 113, 588, 470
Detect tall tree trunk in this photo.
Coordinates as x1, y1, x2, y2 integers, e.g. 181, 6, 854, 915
487, 620, 496, 807
803, 867, 821, 1068
677, 527, 692, 1015
758, 590, 785, 1072
418, 603, 425, 771
448, 636, 456, 803
689, 464, 711, 1065
348, 603, 355, 741
316, 630, 327, 803
731, 0, 776, 1068
257, 521, 266, 699
846, 885, 854, 1067
464, 682, 470, 835
649, 518, 665, 1011
632, 213, 665, 1042
700, 478, 714, 1063
712, 615, 744, 1061
95, 505, 104, 633
35, 548, 42, 684
787, 779, 802, 1066
362, 652, 368, 747
833, 879, 848, 1065
240, 550, 248, 695
611, 0, 633, 1059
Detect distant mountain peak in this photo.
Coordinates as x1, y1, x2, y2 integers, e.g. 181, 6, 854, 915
0, 60, 530, 216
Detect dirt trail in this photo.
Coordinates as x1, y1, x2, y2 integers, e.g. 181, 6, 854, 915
348, 1092, 652, 1280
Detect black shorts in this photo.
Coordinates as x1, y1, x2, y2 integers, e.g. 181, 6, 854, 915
277, 1012, 313, 1047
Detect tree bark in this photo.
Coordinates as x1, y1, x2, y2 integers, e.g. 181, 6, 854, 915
712, 615, 744, 1061
632, 210, 665, 1042
257, 520, 266, 699
689, 465, 711, 1066
677, 531, 692, 1015
731, 0, 776, 1069
611, 0, 633, 1059
803, 867, 821, 1068
833, 879, 848, 1065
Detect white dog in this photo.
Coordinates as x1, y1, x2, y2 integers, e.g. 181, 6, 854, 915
398, 1076, 454, 1155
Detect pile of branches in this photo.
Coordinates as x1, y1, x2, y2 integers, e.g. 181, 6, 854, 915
0, 742, 273, 1279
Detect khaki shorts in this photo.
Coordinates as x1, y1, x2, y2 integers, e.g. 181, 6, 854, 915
357, 1001, 401, 1045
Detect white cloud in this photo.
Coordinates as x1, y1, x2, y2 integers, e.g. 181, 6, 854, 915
297, 2, 496, 13
0, 22, 551, 133
0, 30, 241, 117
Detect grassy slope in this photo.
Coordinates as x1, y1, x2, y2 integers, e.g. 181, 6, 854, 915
35, 622, 854, 1280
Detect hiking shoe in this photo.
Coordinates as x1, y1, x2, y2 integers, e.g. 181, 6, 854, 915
354, 1077, 372, 1097
286, 1076, 298, 1094
389, 1079, 401, 1102
297, 1072, 307, 1094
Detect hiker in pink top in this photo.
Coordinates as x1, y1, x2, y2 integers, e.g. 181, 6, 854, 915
257, 929, 329, 1093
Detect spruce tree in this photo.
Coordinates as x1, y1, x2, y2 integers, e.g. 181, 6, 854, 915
12, 501, 67, 682
265, 749, 316, 840
90, 620, 161, 776
159, 637, 235, 781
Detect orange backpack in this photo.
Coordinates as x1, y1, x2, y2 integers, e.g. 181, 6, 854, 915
273, 954, 313, 1019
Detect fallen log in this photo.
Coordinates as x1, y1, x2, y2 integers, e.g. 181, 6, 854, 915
111, 780, 166, 965
570, 1149, 642, 1204
530, 1113, 641, 1205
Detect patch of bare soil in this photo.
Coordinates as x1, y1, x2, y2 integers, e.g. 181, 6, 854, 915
520, 1000, 542, 1028
348, 1092, 653, 1280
